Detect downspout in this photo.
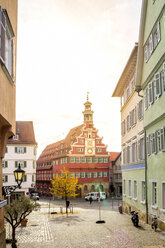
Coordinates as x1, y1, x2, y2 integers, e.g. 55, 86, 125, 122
144, 129, 148, 224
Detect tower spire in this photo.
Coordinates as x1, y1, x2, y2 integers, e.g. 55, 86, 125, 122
83, 93, 94, 128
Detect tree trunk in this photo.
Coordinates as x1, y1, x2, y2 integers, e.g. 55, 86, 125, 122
65, 197, 68, 214
12, 226, 17, 248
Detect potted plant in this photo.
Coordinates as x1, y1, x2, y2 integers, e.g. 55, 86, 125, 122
21, 218, 28, 227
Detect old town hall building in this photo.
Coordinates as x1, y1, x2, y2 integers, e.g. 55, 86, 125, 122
36, 96, 110, 197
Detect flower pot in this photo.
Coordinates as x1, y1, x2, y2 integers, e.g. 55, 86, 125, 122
21, 218, 28, 227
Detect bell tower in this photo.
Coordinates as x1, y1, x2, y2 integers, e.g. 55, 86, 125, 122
82, 92, 94, 128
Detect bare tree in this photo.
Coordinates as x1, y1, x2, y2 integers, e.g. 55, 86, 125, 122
4, 195, 40, 248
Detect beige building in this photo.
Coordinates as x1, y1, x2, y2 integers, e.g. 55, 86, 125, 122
0, 0, 18, 247
112, 43, 146, 220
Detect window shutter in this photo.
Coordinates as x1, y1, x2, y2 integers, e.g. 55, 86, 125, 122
24, 161, 27, 168
0, 7, 6, 64
157, 21, 160, 42
11, 39, 14, 79
24, 147, 26, 153
15, 161, 18, 168
15, 147, 17, 153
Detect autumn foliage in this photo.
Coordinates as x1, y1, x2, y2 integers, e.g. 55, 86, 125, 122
50, 168, 80, 213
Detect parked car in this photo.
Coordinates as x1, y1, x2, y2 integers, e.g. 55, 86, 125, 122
85, 192, 106, 201
30, 193, 39, 200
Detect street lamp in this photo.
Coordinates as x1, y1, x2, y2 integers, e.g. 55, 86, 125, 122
2, 163, 25, 197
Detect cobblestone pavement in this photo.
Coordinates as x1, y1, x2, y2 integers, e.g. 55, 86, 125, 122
6, 199, 165, 248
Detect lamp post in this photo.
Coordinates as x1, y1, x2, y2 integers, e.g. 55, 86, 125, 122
2, 163, 25, 197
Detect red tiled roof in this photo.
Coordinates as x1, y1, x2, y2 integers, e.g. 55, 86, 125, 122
109, 152, 120, 162
8, 121, 37, 145
37, 124, 84, 164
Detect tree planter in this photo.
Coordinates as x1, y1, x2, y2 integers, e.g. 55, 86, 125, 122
21, 218, 28, 227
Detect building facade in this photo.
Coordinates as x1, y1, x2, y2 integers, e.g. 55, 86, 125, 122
3, 121, 37, 197
110, 152, 122, 198
37, 96, 110, 197
112, 44, 146, 219
136, 0, 165, 229
0, 1, 18, 247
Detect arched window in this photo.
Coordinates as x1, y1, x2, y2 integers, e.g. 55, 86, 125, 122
84, 185, 88, 192
91, 185, 95, 191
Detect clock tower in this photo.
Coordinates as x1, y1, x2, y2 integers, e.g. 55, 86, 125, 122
82, 92, 94, 129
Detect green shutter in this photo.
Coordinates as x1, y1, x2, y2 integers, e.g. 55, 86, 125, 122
15, 147, 17, 153
24, 161, 27, 168
24, 147, 26, 153
5, 161, 8, 167
15, 161, 18, 168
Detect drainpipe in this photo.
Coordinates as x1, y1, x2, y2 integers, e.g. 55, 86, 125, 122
144, 129, 148, 224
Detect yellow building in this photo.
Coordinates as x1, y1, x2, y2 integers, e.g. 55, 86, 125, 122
113, 44, 146, 221
0, 0, 18, 247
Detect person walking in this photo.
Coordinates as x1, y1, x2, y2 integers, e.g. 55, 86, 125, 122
89, 196, 93, 205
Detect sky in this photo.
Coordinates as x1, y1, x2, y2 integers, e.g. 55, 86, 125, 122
16, 0, 142, 158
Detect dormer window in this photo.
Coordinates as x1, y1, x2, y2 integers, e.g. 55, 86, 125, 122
13, 134, 19, 140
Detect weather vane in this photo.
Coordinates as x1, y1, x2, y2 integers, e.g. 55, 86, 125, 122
87, 91, 89, 101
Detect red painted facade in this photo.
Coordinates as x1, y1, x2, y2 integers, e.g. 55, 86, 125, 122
36, 96, 111, 196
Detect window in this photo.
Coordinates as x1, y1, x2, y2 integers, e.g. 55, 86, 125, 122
126, 115, 130, 131
123, 179, 126, 195
76, 148, 84, 152
128, 180, 131, 197
96, 140, 101, 144
15, 161, 26, 168
133, 180, 137, 200
123, 145, 126, 164
32, 175, 35, 182
121, 120, 126, 136
104, 158, 109, 163
152, 182, 157, 206
138, 136, 145, 160
85, 172, 88, 178
0, 7, 15, 78
138, 100, 144, 120
23, 175, 27, 182
162, 183, 165, 209
126, 143, 131, 163
80, 172, 85, 178
98, 157, 103, 163
13, 135, 19, 140
2, 160, 8, 168
161, 67, 165, 93
144, 21, 160, 62
148, 82, 154, 105
132, 141, 137, 162
3, 175, 8, 182
91, 185, 95, 191
15, 147, 26, 154
33, 161, 36, 169
130, 107, 137, 127
97, 172, 102, 177
79, 139, 83, 144
155, 72, 161, 99
144, 87, 149, 110
141, 181, 146, 202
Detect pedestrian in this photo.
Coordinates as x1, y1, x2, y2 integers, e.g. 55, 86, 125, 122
89, 196, 93, 205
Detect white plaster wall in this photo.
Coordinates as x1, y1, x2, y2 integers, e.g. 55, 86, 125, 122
3, 144, 37, 195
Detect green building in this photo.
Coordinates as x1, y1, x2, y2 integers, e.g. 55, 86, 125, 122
112, 44, 146, 221
136, 0, 165, 229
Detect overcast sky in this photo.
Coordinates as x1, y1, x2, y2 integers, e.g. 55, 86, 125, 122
16, 0, 142, 157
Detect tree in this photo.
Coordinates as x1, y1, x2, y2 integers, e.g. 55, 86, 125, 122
50, 168, 80, 213
4, 195, 40, 248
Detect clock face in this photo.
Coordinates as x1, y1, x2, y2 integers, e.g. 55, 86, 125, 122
87, 148, 93, 154
87, 140, 92, 146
